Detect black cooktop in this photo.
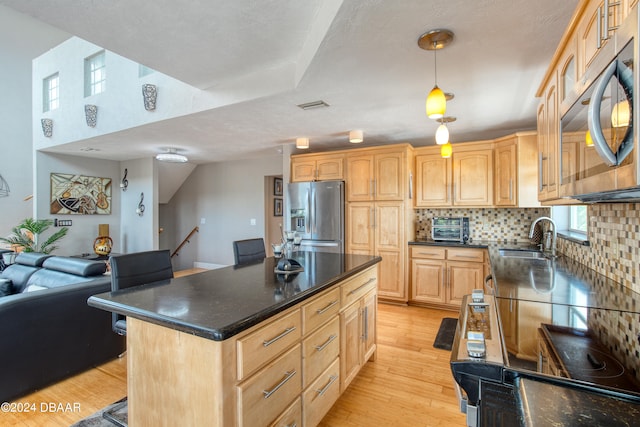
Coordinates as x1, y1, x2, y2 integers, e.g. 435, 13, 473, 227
541, 324, 640, 393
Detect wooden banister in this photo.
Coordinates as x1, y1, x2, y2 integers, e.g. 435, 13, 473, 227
171, 226, 199, 258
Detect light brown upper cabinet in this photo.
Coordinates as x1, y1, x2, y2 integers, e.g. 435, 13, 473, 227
290, 153, 344, 182
415, 142, 493, 208
346, 146, 410, 201
536, 0, 633, 203
494, 132, 540, 207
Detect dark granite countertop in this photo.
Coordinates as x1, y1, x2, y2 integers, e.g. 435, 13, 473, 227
515, 376, 640, 426
88, 252, 381, 341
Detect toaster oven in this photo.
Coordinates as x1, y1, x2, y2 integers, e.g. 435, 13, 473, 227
431, 217, 470, 243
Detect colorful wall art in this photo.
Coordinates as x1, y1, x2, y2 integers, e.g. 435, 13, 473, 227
50, 173, 112, 215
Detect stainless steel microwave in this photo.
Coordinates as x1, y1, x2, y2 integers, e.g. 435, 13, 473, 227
559, 5, 639, 202
432, 217, 470, 243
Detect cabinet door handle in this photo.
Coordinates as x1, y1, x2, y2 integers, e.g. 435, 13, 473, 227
348, 277, 377, 295
509, 179, 513, 201
315, 334, 338, 352
363, 306, 369, 341
263, 326, 296, 347
597, 5, 603, 49
315, 374, 338, 396
370, 179, 375, 197
316, 300, 339, 315
262, 370, 297, 398
603, 0, 610, 41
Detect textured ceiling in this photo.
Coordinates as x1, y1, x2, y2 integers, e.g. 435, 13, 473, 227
1, 0, 579, 164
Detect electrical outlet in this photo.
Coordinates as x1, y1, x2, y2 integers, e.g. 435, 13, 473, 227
250, 218, 256, 226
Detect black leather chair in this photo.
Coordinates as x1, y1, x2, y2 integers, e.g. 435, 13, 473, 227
109, 249, 174, 335
104, 250, 173, 426
233, 238, 266, 265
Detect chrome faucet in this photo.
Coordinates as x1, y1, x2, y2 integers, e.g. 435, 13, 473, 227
529, 216, 557, 257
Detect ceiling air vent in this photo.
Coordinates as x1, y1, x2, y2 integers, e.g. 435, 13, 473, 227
297, 100, 330, 110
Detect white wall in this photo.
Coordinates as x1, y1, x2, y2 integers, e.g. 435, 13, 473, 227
168, 155, 283, 269
119, 158, 157, 253
33, 152, 121, 255
32, 37, 223, 151
0, 7, 68, 239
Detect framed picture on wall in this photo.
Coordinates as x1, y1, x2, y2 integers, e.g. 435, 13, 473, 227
274, 177, 283, 196
274, 198, 283, 216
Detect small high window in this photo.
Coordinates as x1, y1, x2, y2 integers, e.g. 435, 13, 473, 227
85, 51, 106, 97
43, 73, 59, 112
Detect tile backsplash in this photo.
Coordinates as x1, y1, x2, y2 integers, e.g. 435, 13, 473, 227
415, 207, 550, 243
559, 203, 640, 382
417, 204, 640, 384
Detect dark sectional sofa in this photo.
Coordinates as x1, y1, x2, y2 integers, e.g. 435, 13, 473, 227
0, 252, 125, 402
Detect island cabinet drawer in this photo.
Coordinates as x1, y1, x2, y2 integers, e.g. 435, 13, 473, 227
302, 316, 340, 388
341, 267, 377, 308
447, 248, 484, 263
303, 357, 340, 427
410, 246, 446, 260
269, 396, 301, 427
237, 344, 302, 427
237, 309, 302, 380
302, 287, 341, 335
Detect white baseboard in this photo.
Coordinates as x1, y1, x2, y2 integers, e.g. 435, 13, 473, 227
193, 261, 228, 270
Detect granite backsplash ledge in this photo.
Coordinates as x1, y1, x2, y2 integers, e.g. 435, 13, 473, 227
415, 207, 550, 243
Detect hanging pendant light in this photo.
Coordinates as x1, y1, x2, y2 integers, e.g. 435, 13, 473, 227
435, 120, 449, 145
418, 29, 454, 120
440, 142, 452, 158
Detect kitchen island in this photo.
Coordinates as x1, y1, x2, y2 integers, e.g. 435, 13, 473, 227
88, 251, 381, 427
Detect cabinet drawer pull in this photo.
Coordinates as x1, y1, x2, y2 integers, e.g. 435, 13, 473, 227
315, 374, 338, 396
315, 334, 338, 352
452, 255, 480, 260
316, 300, 339, 315
285, 424, 297, 427
262, 370, 297, 399
263, 326, 296, 347
348, 277, 376, 295
418, 252, 438, 256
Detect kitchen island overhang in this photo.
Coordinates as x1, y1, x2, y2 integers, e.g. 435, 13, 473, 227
88, 252, 381, 340
87, 251, 381, 427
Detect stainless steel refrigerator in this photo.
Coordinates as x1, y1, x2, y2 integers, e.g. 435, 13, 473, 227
286, 180, 344, 253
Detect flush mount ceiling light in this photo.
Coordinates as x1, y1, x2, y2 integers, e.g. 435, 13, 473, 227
349, 130, 364, 143
296, 137, 310, 149
418, 29, 454, 120
156, 148, 188, 163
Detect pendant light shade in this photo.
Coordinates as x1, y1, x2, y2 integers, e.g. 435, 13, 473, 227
440, 142, 452, 158
427, 86, 446, 119
296, 137, 309, 149
611, 100, 630, 128
435, 121, 449, 144
585, 130, 594, 147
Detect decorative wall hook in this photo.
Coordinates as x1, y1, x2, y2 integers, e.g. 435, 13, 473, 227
142, 84, 157, 111
41, 118, 53, 137
120, 168, 128, 191
85, 104, 98, 127
136, 192, 145, 216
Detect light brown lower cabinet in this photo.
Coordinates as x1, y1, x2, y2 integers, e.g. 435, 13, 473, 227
126, 265, 378, 427
409, 246, 486, 309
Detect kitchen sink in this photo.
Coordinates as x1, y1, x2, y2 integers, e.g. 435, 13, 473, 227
499, 249, 547, 259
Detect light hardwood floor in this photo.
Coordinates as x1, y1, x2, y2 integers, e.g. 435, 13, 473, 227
5, 298, 464, 426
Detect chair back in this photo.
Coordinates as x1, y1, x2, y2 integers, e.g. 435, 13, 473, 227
233, 238, 266, 265
109, 250, 173, 335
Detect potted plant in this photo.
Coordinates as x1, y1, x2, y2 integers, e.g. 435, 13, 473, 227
0, 218, 68, 254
